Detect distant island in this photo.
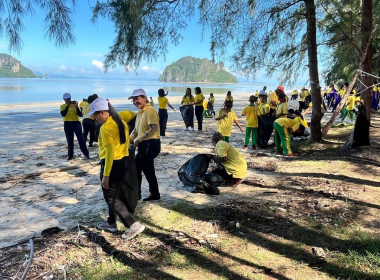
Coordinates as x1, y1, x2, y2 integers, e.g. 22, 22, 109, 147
0, 53, 37, 78
158, 56, 238, 83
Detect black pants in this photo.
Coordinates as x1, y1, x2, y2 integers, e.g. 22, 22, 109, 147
63, 121, 89, 158
100, 156, 138, 227
299, 101, 306, 112
158, 109, 168, 136
195, 106, 203, 130
82, 118, 96, 146
135, 139, 161, 197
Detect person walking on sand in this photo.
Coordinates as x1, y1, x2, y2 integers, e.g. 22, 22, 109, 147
242, 95, 259, 150
180, 88, 195, 131
129, 89, 161, 201
87, 98, 144, 240
157, 89, 176, 137
194, 87, 205, 131
60, 93, 90, 160
215, 101, 244, 143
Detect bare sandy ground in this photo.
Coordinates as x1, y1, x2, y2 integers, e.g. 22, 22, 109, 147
0, 91, 342, 248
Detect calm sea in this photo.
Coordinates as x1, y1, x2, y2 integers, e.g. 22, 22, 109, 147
0, 78, 273, 104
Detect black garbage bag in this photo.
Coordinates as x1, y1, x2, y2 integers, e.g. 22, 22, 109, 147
202, 172, 224, 187
178, 154, 220, 195
258, 115, 275, 147
180, 105, 194, 127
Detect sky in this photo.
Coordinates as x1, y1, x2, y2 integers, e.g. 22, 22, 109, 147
0, 1, 303, 85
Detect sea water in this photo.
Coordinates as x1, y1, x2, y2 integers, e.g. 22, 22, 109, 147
0, 78, 271, 104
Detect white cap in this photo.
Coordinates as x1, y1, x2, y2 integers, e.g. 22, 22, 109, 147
63, 93, 71, 99
128, 89, 147, 100
85, 98, 109, 118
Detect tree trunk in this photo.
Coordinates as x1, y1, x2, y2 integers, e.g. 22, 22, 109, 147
361, 0, 372, 139
322, 69, 361, 137
304, 0, 322, 142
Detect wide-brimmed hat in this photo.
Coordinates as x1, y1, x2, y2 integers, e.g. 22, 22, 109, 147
85, 98, 109, 118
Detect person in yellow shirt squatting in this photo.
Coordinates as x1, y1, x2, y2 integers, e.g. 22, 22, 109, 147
215, 101, 244, 143
242, 95, 259, 150
87, 98, 145, 240
255, 90, 259, 97
208, 132, 247, 188
157, 88, 176, 137
273, 118, 300, 156
341, 90, 356, 122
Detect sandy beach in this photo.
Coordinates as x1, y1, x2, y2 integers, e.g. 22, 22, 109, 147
0, 91, 344, 248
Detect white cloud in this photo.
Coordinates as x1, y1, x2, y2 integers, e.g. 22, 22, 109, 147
59, 65, 67, 70
92, 60, 104, 70
141, 66, 150, 70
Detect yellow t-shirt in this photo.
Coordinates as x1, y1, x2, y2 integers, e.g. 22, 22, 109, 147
259, 103, 270, 116
268, 91, 279, 109
292, 91, 297, 96
203, 100, 208, 110
346, 95, 355, 110
299, 91, 306, 102
119, 110, 137, 124
215, 141, 247, 179
82, 103, 94, 120
275, 102, 287, 119
275, 118, 300, 131
304, 90, 310, 96
285, 95, 289, 103
209, 97, 215, 106
242, 105, 258, 127
195, 93, 205, 106
339, 89, 346, 97
79, 101, 87, 108
216, 108, 237, 137
135, 104, 160, 140
225, 96, 233, 102
374, 86, 378, 92
255, 91, 259, 97
98, 116, 130, 176
60, 104, 80, 122
294, 116, 308, 128
182, 95, 195, 105
309, 101, 324, 108
158, 97, 169, 109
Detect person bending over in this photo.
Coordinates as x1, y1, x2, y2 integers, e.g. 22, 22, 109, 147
208, 132, 247, 188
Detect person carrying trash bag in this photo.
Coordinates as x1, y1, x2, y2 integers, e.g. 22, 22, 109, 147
86, 98, 145, 240
180, 88, 195, 131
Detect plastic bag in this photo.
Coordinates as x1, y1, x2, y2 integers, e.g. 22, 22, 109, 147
179, 105, 194, 127
178, 154, 220, 195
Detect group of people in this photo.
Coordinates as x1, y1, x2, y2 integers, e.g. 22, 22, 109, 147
59, 88, 249, 241
59, 81, 373, 241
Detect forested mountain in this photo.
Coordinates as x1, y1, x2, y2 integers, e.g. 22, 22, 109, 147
158, 56, 238, 83
0, 53, 36, 78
